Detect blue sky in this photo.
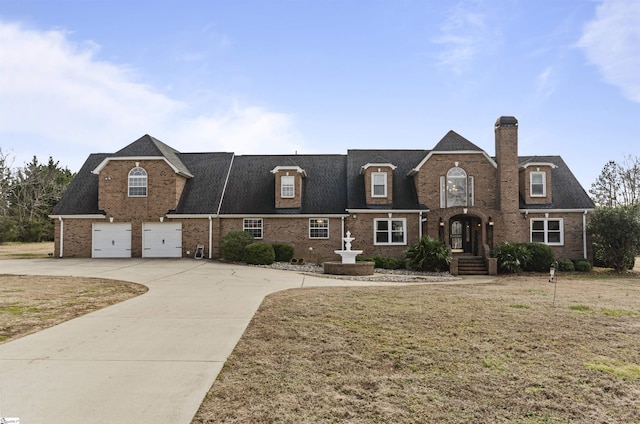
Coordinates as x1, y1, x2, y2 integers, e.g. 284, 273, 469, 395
1, 0, 638, 190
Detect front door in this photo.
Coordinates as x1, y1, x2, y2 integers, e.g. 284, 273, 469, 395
451, 220, 463, 252
450, 218, 474, 254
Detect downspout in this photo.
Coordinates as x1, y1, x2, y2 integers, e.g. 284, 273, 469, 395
419, 211, 423, 239
209, 215, 213, 259
213, 154, 235, 260
583, 210, 588, 259
341, 216, 345, 250
216, 154, 235, 216
58, 217, 64, 258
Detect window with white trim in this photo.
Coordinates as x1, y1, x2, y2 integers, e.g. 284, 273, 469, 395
243, 218, 263, 239
372, 172, 387, 197
309, 218, 329, 239
281, 175, 295, 198
530, 171, 546, 196
530, 218, 563, 245
374, 218, 406, 245
128, 167, 147, 197
439, 176, 446, 208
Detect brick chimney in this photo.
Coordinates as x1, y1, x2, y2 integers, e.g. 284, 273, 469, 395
495, 116, 519, 213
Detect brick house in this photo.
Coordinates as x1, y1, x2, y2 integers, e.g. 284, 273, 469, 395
50, 116, 595, 273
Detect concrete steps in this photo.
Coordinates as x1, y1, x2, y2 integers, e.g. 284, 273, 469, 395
456, 256, 489, 275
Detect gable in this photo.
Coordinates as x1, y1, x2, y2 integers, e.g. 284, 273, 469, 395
93, 135, 193, 178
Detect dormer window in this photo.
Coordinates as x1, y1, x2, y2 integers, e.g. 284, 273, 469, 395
128, 167, 147, 197
281, 175, 295, 198
372, 172, 387, 197
530, 171, 546, 197
271, 165, 306, 209
361, 163, 396, 205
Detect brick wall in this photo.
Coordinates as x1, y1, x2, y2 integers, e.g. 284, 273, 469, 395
98, 159, 186, 221
414, 153, 497, 210
345, 213, 422, 259
54, 218, 95, 258
219, 217, 344, 262
180, 219, 211, 258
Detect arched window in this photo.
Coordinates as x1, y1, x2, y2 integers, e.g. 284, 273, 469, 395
128, 167, 147, 197
446, 167, 467, 207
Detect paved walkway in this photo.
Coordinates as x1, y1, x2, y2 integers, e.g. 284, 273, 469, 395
0, 259, 494, 423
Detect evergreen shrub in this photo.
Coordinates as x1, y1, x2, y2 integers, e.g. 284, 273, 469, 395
575, 259, 592, 272
221, 230, 254, 262
244, 243, 276, 265
272, 242, 295, 262
557, 259, 575, 272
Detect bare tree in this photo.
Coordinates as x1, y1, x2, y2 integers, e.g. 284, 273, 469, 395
590, 155, 640, 207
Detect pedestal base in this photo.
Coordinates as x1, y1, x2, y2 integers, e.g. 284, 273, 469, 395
323, 261, 374, 276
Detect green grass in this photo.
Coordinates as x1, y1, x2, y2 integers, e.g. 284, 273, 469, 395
568, 305, 591, 311
585, 358, 640, 380
0, 303, 39, 316
509, 304, 531, 309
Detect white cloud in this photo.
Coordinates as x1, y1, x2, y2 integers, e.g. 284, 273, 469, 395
168, 102, 304, 155
536, 66, 556, 99
578, 0, 640, 102
432, 0, 501, 75
0, 21, 304, 170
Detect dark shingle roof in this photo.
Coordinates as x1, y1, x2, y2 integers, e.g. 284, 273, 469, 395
53, 134, 595, 219
518, 156, 595, 210
51, 153, 108, 215
115, 134, 192, 177
432, 130, 483, 152
219, 155, 347, 215
171, 153, 234, 214
346, 150, 429, 210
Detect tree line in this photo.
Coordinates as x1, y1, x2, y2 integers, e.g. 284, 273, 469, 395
588, 154, 640, 272
0, 149, 74, 242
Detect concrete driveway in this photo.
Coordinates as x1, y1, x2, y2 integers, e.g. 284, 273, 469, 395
0, 258, 391, 423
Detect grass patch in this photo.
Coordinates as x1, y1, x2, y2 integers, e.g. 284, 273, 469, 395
585, 358, 640, 380
568, 304, 591, 311
193, 275, 640, 423
0, 275, 147, 344
0, 303, 39, 316
527, 289, 547, 296
600, 308, 637, 317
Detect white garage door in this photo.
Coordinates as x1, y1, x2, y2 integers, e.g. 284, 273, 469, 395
142, 222, 182, 258
92, 223, 132, 258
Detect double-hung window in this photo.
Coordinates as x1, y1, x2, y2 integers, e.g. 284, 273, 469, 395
374, 218, 406, 245
309, 218, 329, 239
530, 171, 546, 196
243, 218, 263, 239
281, 175, 295, 198
531, 218, 563, 245
371, 172, 387, 197
128, 167, 147, 197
